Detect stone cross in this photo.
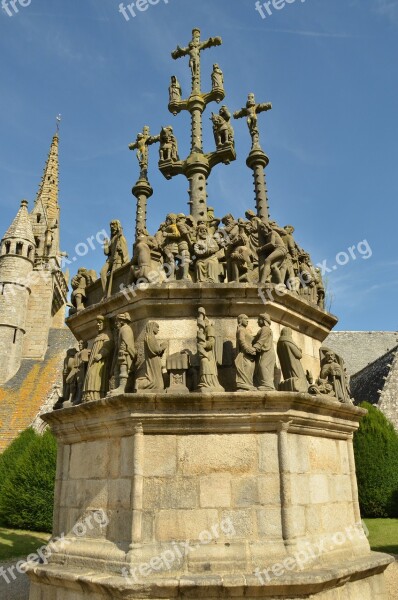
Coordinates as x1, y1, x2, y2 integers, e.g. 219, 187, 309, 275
233, 93, 272, 150
129, 125, 160, 180
171, 28, 222, 94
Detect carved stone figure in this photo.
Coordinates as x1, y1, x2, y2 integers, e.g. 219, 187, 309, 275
211, 106, 234, 149
169, 75, 182, 104
233, 92, 272, 148
159, 126, 179, 162
66, 340, 90, 405
229, 219, 256, 282
243, 209, 260, 263
319, 347, 352, 404
279, 225, 299, 289
277, 328, 309, 393
70, 268, 96, 313
137, 322, 167, 392
129, 126, 160, 179
83, 316, 114, 402
252, 313, 276, 391
110, 313, 137, 395
258, 221, 288, 285
194, 223, 221, 283
130, 229, 158, 283
197, 307, 224, 392
206, 207, 220, 236
298, 253, 317, 304
172, 29, 222, 89
176, 214, 194, 281
60, 348, 78, 404
161, 213, 181, 280
100, 221, 130, 298
235, 315, 256, 391
211, 63, 224, 92
315, 267, 326, 310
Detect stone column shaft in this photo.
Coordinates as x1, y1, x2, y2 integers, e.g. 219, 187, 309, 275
347, 434, 362, 524
191, 106, 203, 152
277, 421, 295, 544
130, 423, 144, 547
246, 149, 270, 224
132, 179, 153, 238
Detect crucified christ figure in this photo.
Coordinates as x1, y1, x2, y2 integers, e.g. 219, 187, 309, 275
233, 93, 272, 149
171, 28, 222, 92
129, 126, 160, 179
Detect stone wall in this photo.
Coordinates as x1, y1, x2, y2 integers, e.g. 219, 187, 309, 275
325, 331, 398, 376
0, 328, 76, 452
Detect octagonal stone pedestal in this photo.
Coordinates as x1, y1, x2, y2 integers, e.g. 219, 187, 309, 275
26, 392, 393, 600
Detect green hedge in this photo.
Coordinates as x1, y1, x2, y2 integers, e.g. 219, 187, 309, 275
0, 429, 57, 532
354, 402, 398, 518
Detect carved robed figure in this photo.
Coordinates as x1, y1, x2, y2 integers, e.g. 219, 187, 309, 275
83, 316, 114, 402
277, 327, 309, 393
235, 315, 256, 391
137, 322, 167, 392
252, 313, 276, 391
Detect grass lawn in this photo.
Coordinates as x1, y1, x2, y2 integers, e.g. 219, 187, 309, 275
364, 519, 398, 555
0, 527, 50, 562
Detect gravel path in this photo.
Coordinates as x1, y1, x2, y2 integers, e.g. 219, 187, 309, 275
0, 556, 397, 599
0, 558, 30, 600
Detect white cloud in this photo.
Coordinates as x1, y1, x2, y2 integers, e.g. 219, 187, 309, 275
374, 0, 398, 24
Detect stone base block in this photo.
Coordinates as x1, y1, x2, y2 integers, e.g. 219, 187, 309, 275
27, 553, 393, 599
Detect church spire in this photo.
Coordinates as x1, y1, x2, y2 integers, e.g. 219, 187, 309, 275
34, 131, 60, 222
30, 124, 62, 263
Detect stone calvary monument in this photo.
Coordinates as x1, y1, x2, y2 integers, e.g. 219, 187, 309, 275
27, 29, 392, 600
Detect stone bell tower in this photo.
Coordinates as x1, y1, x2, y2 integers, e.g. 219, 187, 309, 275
0, 200, 36, 383
0, 127, 68, 382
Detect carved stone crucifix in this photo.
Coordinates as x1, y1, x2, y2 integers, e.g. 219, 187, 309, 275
129, 125, 160, 180
233, 93, 272, 150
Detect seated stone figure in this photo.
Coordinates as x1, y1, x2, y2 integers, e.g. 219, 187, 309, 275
319, 347, 352, 404
70, 268, 96, 313
130, 228, 159, 284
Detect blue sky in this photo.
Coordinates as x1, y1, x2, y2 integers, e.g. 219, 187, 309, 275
0, 0, 397, 331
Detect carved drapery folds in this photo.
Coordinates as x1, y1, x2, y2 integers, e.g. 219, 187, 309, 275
59, 311, 352, 404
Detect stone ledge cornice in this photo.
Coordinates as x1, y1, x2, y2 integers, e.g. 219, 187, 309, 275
25, 552, 394, 598
66, 283, 338, 343
43, 392, 366, 443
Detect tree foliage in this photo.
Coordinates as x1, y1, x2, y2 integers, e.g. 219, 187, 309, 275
0, 429, 56, 532
354, 402, 398, 518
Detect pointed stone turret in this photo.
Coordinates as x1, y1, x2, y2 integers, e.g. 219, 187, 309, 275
0, 200, 36, 383
3, 199, 35, 247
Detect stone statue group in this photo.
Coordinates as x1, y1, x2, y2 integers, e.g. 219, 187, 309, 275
58, 309, 351, 409
69, 210, 326, 313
